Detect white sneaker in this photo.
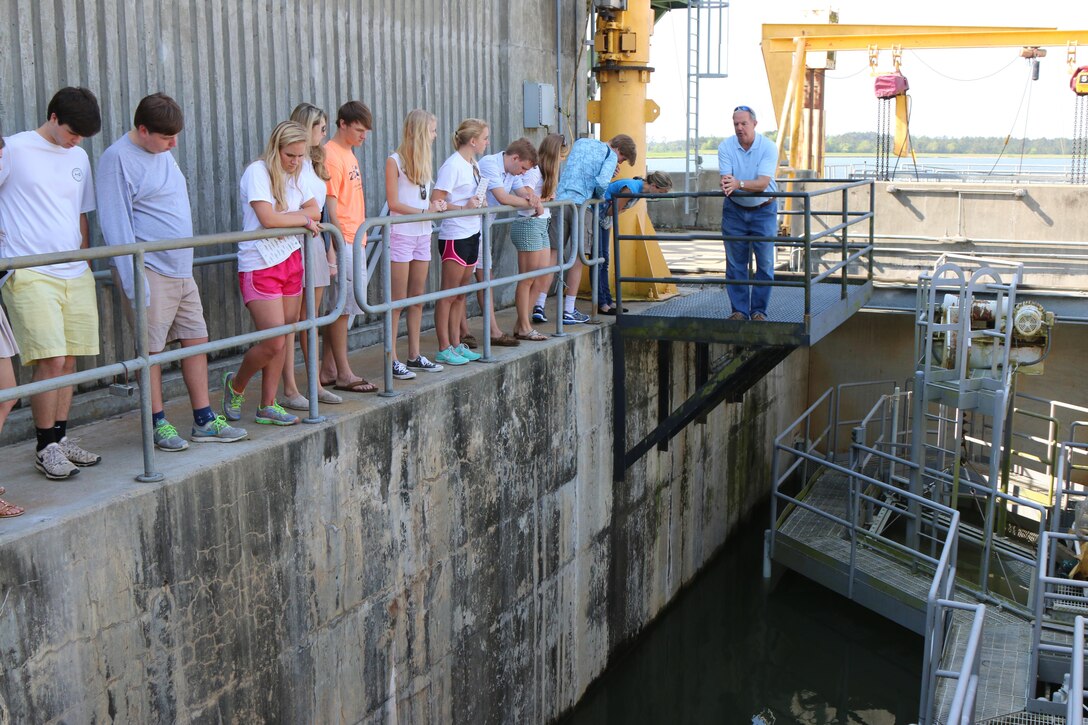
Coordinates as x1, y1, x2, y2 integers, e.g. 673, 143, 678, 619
57, 436, 102, 466
36, 442, 79, 480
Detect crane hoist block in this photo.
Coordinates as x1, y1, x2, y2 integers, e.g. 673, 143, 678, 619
1072, 66, 1088, 96
874, 73, 909, 99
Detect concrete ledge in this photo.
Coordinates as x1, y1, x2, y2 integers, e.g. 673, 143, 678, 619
0, 307, 807, 723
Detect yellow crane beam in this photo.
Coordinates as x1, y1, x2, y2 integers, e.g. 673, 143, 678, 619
760, 24, 1088, 175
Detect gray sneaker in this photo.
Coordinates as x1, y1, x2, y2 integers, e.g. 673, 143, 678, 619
57, 436, 101, 466
192, 415, 248, 443
222, 371, 244, 421
35, 442, 79, 480
255, 402, 299, 426
154, 420, 190, 452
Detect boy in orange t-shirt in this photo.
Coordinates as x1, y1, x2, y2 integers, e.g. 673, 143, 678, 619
321, 100, 376, 393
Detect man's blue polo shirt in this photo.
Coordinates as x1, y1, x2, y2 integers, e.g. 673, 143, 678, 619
717, 133, 778, 208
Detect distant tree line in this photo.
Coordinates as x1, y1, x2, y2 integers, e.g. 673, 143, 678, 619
650, 132, 1074, 156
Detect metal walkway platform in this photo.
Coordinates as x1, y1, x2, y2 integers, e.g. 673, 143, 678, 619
618, 280, 873, 347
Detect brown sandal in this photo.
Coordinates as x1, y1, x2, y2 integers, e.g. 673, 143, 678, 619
490, 334, 521, 347
333, 378, 379, 393
0, 499, 25, 518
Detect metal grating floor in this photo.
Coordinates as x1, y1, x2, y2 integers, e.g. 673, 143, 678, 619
934, 608, 1033, 723
632, 282, 860, 323
980, 712, 1080, 724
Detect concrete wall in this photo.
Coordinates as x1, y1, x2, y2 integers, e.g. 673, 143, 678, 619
0, 0, 585, 385
0, 326, 808, 724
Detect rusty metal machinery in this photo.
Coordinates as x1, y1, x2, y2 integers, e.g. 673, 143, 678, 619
933, 295, 1055, 375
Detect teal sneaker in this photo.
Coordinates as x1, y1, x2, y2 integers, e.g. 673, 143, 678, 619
435, 346, 469, 366
192, 415, 248, 443
154, 419, 189, 452
255, 401, 299, 426
222, 371, 244, 421
455, 343, 482, 362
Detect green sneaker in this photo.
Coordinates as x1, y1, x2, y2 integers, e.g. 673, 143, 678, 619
255, 401, 299, 426
154, 419, 189, 451
222, 371, 244, 421
435, 346, 469, 366
192, 415, 248, 443
455, 343, 482, 362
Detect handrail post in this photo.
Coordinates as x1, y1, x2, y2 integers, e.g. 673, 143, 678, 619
612, 199, 622, 319
132, 250, 162, 483
553, 203, 567, 337
840, 186, 849, 300
867, 181, 875, 283
481, 214, 494, 361
302, 231, 324, 422
379, 221, 397, 396
590, 201, 599, 322
803, 193, 812, 321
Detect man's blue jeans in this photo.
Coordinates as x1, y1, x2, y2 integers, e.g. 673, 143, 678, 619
721, 199, 777, 318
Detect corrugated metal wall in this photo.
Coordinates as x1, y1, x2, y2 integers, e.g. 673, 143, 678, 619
0, 0, 584, 384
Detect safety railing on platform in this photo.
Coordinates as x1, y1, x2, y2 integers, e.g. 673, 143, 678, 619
351, 199, 604, 395
1031, 531, 1088, 714
0, 226, 348, 482
768, 385, 982, 724
610, 179, 875, 331
921, 597, 986, 725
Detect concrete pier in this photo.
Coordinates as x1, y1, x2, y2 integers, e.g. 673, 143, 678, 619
0, 313, 806, 723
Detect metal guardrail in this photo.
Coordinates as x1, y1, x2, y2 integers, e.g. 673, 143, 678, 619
931, 598, 987, 725
610, 179, 876, 331
0, 200, 608, 480
767, 383, 1001, 724
0, 226, 348, 482
1031, 530, 1088, 714
351, 198, 603, 395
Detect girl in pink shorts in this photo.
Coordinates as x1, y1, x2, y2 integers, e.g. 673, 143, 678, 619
383, 109, 447, 378
222, 121, 322, 427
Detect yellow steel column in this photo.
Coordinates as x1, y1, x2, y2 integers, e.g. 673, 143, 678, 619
585, 0, 676, 301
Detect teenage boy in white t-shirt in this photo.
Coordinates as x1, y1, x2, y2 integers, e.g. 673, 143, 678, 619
97, 93, 247, 452
474, 138, 542, 346
0, 87, 104, 480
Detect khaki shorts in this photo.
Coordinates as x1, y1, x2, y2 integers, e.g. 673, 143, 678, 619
113, 268, 208, 351
3, 268, 100, 364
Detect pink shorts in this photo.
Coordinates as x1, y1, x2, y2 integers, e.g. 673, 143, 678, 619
238, 250, 303, 304
389, 231, 433, 263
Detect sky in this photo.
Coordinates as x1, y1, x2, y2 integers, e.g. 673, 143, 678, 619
645, 0, 1088, 141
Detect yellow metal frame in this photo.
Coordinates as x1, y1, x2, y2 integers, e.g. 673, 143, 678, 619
760, 24, 1088, 175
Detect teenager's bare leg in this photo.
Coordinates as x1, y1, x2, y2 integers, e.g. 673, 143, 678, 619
149, 337, 211, 414
436, 259, 466, 350
405, 260, 428, 360
390, 261, 409, 361
0, 357, 16, 435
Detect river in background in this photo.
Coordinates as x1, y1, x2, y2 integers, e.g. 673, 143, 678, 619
559, 506, 923, 725
647, 153, 1070, 181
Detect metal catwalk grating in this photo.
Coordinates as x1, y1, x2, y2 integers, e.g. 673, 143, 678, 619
980, 712, 1079, 724
631, 282, 859, 323
935, 609, 1033, 723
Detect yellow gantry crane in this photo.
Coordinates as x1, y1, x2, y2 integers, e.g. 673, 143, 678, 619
761, 24, 1088, 175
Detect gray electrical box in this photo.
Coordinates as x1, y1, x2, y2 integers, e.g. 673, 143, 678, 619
523, 81, 556, 128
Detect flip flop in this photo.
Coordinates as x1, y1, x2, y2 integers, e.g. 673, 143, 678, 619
0, 499, 25, 518
333, 378, 379, 393
514, 329, 548, 342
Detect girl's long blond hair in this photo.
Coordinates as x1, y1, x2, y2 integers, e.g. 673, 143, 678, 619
538, 133, 564, 199
261, 120, 309, 211
395, 109, 436, 186
289, 102, 330, 182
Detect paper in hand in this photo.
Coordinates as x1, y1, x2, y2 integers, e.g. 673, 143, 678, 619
473, 177, 488, 202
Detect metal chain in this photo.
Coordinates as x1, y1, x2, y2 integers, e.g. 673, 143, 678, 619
1074, 96, 1088, 184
